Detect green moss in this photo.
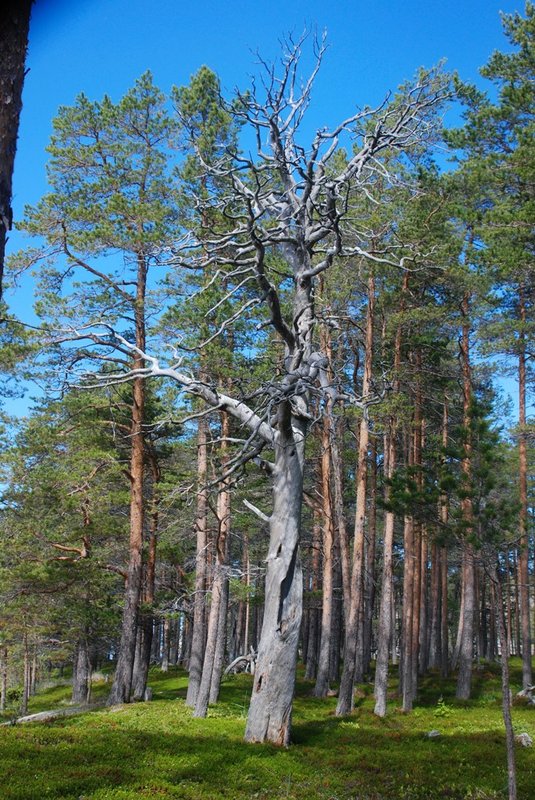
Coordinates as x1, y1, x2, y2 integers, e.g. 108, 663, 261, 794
0, 662, 533, 799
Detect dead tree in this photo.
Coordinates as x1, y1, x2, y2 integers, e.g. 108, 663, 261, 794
68, 37, 448, 744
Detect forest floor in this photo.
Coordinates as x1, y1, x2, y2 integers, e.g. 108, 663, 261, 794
0, 660, 534, 800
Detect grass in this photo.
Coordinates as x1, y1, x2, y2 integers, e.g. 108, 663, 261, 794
0, 661, 533, 800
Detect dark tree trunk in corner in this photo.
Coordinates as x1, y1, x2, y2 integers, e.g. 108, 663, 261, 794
0, 0, 32, 297
244, 408, 305, 746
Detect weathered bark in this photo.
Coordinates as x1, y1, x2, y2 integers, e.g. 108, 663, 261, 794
244, 409, 305, 745
336, 273, 374, 716
209, 571, 229, 704
0, 0, 32, 297
195, 413, 231, 716
72, 638, 91, 704
517, 286, 532, 688
186, 414, 209, 707
209, 414, 231, 703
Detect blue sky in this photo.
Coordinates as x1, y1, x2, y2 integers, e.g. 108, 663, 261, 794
11, 0, 524, 222
5, 0, 526, 418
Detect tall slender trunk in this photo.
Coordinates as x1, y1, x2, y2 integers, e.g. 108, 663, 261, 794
374, 294, 403, 716
108, 256, 147, 705
401, 508, 416, 710
491, 567, 517, 800
186, 413, 209, 707
195, 412, 231, 716
362, 438, 377, 678
374, 425, 396, 716
331, 418, 351, 615
314, 393, 335, 697
336, 272, 374, 716
244, 408, 305, 745
439, 398, 450, 676
517, 285, 532, 688
441, 547, 449, 676
429, 543, 441, 670
456, 292, 475, 701
305, 512, 321, 679
21, 631, 29, 716
410, 363, 423, 693
210, 572, 229, 704
132, 450, 159, 700
505, 552, 513, 655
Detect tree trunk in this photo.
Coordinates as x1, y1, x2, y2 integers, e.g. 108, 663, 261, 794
314, 404, 335, 697
304, 512, 321, 680
0, 0, 33, 296
517, 286, 532, 688
401, 511, 416, 711
244, 408, 305, 745
161, 618, 171, 672
21, 632, 29, 716
362, 438, 377, 678
209, 572, 229, 704
132, 452, 159, 700
374, 425, 396, 716
186, 413, 209, 707
428, 542, 441, 670
374, 300, 403, 716
456, 293, 475, 701
108, 256, 148, 705
491, 567, 517, 800
195, 413, 231, 716
336, 272, 374, 716
72, 637, 91, 704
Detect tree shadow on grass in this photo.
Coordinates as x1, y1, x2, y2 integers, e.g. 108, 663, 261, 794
1, 705, 533, 800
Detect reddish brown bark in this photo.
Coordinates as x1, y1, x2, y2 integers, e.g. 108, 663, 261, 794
456, 292, 475, 701
336, 272, 374, 715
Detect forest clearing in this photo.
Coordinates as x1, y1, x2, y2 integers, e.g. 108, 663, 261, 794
1, 661, 534, 800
